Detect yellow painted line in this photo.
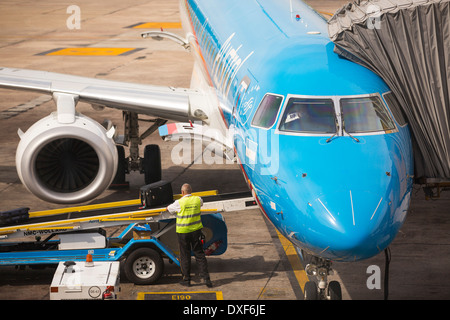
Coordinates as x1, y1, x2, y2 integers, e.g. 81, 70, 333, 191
46, 47, 138, 56
133, 22, 182, 29
137, 291, 223, 300
276, 230, 309, 291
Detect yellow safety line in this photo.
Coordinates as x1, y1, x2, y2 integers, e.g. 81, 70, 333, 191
133, 22, 182, 29
136, 291, 223, 300
276, 230, 309, 291
46, 47, 137, 56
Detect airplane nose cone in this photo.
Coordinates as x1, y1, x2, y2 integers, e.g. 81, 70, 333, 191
313, 189, 389, 259
285, 187, 409, 261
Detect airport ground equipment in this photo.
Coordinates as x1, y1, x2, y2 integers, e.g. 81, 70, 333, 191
0, 190, 257, 285
50, 260, 120, 300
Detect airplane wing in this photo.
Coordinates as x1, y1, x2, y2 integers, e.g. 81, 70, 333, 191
0, 66, 214, 204
0, 67, 203, 122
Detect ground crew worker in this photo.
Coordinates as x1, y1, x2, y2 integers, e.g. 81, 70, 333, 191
167, 183, 212, 287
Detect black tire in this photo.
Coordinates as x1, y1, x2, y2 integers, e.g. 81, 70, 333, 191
110, 146, 127, 187
142, 144, 161, 184
124, 247, 164, 285
304, 281, 318, 300
328, 281, 342, 300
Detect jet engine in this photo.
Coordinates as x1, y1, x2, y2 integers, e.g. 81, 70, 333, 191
16, 112, 118, 204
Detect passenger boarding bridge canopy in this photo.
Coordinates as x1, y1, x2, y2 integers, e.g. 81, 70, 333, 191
328, 0, 450, 179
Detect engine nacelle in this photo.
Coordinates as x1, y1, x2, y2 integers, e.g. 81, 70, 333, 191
16, 112, 118, 204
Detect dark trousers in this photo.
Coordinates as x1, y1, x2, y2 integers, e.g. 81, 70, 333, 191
177, 229, 210, 280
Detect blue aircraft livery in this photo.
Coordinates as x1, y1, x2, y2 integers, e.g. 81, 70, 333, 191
179, 0, 414, 262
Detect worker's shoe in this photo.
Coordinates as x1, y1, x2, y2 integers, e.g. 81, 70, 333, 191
202, 278, 213, 288
180, 278, 191, 287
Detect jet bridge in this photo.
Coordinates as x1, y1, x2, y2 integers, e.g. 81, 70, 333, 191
328, 0, 450, 181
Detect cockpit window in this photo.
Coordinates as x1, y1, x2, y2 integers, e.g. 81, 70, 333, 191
251, 94, 283, 128
279, 98, 336, 133
341, 96, 396, 133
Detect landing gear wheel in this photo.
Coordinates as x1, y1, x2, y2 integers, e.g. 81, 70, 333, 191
142, 144, 161, 184
124, 248, 164, 285
328, 281, 342, 300
110, 146, 129, 188
304, 281, 318, 300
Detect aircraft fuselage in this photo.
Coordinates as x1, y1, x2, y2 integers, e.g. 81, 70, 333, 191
181, 0, 414, 262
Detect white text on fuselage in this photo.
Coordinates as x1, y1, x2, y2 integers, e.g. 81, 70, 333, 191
211, 33, 254, 97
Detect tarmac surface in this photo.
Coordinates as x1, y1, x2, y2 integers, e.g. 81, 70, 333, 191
0, 0, 449, 301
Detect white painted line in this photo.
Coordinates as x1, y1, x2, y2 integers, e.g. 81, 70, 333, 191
371, 197, 383, 220
350, 190, 355, 226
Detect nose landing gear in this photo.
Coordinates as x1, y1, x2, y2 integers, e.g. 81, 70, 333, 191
303, 256, 342, 300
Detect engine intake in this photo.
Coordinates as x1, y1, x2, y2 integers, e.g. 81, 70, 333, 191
16, 112, 118, 204
35, 138, 100, 193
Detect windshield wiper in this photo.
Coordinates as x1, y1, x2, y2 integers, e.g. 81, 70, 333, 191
326, 118, 340, 143
343, 128, 360, 142
342, 118, 360, 143
326, 130, 339, 143
325, 113, 360, 143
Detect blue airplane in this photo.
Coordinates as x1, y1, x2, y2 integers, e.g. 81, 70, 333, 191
0, 0, 414, 299
161, 0, 414, 298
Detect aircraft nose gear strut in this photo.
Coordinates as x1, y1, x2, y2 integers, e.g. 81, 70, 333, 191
304, 256, 342, 300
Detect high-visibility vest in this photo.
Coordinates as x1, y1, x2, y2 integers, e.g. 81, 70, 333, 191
176, 195, 203, 233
